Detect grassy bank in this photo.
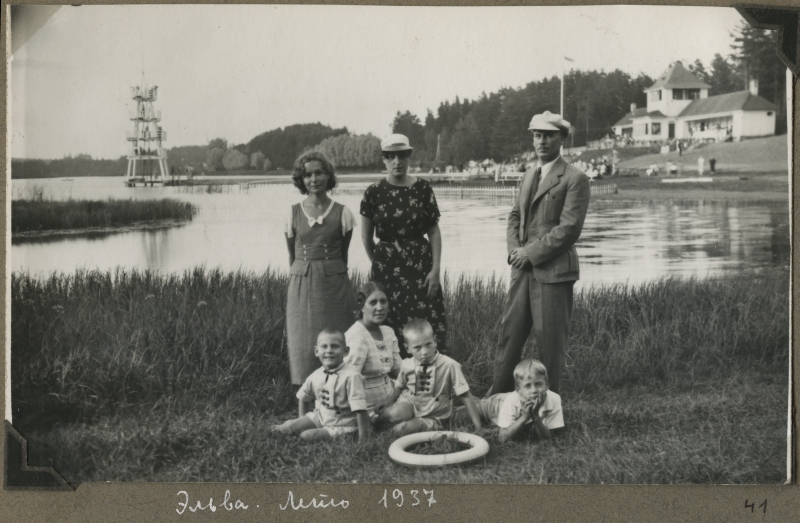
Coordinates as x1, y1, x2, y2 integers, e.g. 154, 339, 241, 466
592, 172, 789, 202
11, 268, 789, 483
618, 135, 789, 174
12, 198, 197, 234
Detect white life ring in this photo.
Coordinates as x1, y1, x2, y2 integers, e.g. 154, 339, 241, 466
388, 431, 489, 467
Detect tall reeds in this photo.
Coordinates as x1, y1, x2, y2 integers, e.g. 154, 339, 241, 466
11, 268, 788, 429
12, 198, 197, 233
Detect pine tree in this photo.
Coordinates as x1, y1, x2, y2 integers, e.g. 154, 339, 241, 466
708, 54, 742, 95
731, 22, 786, 133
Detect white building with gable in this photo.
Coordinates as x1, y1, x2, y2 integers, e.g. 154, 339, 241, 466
612, 61, 777, 143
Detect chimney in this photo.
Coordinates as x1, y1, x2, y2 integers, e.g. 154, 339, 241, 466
630, 103, 637, 113
749, 78, 759, 96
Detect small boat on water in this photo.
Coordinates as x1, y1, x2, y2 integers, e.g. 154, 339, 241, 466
62, 178, 74, 181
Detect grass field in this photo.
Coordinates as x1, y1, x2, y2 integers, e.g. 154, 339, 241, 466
617, 135, 789, 174
591, 171, 789, 202
11, 268, 789, 483
12, 197, 197, 234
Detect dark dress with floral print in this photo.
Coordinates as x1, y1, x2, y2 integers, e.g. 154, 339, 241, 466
360, 178, 447, 357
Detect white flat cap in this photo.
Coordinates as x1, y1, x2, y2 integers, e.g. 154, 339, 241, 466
381, 134, 413, 152
529, 111, 571, 134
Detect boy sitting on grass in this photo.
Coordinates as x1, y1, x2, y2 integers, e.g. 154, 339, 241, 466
375, 318, 482, 436
272, 328, 370, 442
475, 359, 563, 442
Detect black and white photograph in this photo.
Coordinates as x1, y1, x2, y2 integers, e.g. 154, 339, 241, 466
6, 4, 792, 488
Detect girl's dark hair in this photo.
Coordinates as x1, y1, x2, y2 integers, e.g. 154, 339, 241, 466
356, 281, 388, 319
292, 151, 337, 194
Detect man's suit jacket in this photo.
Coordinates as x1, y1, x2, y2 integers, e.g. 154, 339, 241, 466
507, 156, 591, 283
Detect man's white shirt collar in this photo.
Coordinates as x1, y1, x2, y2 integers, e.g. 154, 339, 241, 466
537, 155, 561, 180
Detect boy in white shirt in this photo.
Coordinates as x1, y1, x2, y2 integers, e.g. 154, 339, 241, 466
477, 359, 563, 441
376, 319, 483, 436
272, 328, 370, 442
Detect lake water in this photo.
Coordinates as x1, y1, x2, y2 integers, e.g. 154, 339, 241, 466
11, 177, 790, 288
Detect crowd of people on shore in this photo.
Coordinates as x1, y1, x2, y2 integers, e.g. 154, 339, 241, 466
272, 111, 588, 446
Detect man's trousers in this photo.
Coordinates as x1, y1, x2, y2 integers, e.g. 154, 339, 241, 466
490, 271, 574, 395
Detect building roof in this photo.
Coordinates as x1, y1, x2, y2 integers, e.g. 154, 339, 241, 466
646, 61, 710, 91
679, 91, 778, 118
638, 111, 667, 120
612, 107, 649, 127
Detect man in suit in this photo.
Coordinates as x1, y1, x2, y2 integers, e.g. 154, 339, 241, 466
489, 111, 591, 395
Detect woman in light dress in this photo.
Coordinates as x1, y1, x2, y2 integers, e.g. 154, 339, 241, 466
285, 151, 357, 385
344, 281, 402, 417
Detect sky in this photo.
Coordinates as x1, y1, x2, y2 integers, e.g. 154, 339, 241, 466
10, 5, 749, 159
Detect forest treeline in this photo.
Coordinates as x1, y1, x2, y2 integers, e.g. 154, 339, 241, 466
11, 155, 127, 179
12, 24, 785, 177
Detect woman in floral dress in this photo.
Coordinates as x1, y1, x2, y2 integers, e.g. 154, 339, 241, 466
285, 151, 357, 385
360, 134, 447, 356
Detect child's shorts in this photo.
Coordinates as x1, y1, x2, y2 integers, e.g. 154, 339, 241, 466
305, 411, 358, 438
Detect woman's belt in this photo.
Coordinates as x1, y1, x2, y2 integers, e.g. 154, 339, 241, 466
293, 255, 341, 261
378, 237, 426, 255
378, 236, 425, 244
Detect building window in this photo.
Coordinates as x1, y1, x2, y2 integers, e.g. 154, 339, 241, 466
767, 112, 773, 116
645, 123, 649, 135
685, 89, 700, 100
657, 90, 662, 101
673, 89, 684, 100
652, 123, 661, 135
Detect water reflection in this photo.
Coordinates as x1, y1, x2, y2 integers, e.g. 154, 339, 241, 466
11, 177, 789, 288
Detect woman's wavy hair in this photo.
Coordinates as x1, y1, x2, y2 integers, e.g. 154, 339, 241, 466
292, 151, 337, 194
355, 281, 389, 319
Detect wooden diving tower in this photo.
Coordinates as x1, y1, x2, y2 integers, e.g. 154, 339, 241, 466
125, 80, 171, 186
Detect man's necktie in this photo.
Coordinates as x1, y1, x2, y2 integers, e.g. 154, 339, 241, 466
530, 167, 542, 202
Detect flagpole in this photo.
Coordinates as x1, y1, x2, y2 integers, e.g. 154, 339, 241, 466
561, 56, 574, 117
561, 57, 573, 155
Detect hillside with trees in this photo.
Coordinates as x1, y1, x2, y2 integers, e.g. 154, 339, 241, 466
246, 123, 348, 170
393, 70, 654, 168
11, 155, 127, 179
312, 133, 383, 169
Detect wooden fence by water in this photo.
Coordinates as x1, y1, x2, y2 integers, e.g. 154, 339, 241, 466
330, 184, 618, 199
240, 179, 617, 198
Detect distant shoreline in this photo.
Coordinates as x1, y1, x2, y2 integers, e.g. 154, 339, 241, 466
13, 170, 789, 204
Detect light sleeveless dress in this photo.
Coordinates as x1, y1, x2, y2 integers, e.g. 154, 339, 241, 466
285, 201, 357, 384
344, 321, 402, 415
